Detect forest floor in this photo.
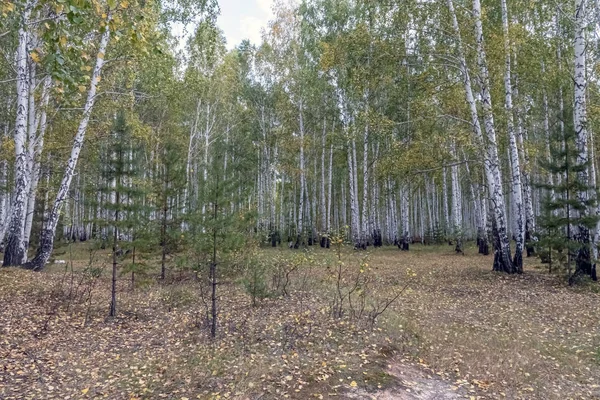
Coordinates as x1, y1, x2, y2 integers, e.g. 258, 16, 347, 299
1, 243, 599, 399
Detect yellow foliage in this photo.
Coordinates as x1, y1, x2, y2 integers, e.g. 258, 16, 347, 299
30, 51, 41, 64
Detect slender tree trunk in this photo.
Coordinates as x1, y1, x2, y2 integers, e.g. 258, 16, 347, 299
296, 101, 306, 247
573, 0, 594, 279
3, 2, 34, 266
450, 144, 463, 253
161, 167, 168, 280
0, 125, 10, 247
442, 167, 449, 235
447, 0, 513, 272
348, 140, 361, 248
500, 0, 524, 269
542, 66, 555, 200
26, 20, 111, 270
327, 143, 333, 234
109, 171, 120, 318
210, 171, 219, 338
23, 77, 51, 251
183, 99, 201, 222
362, 110, 370, 246
513, 52, 535, 257
400, 184, 410, 250
320, 119, 327, 247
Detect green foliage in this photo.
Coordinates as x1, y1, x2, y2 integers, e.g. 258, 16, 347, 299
89, 110, 150, 243
537, 116, 599, 278
241, 258, 273, 307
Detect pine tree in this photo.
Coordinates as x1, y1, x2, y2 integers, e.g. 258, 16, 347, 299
537, 116, 598, 283
154, 139, 187, 281
94, 111, 148, 316
190, 129, 254, 338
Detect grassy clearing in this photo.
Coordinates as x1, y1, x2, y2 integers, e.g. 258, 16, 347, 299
1, 243, 599, 399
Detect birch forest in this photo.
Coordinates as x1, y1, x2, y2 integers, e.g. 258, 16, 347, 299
1, 0, 600, 398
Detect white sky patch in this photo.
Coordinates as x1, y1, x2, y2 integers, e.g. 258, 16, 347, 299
217, 0, 274, 49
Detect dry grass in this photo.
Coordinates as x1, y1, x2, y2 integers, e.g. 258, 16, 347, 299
1, 242, 599, 399
370, 245, 600, 400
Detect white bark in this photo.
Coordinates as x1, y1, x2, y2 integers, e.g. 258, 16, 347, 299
501, 0, 525, 266
28, 18, 112, 269
3, 1, 34, 266
326, 142, 333, 233
450, 145, 462, 236
512, 51, 535, 242
23, 77, 51, 251
390, 180, 398, 243
442, 167, 449, 233
297, 101, 306, 240
401, 184, 410, 243
320, 119, 327, 234
574, 0, 590, 203
542, 66, 554, 199
371, 142, 380, 237
183, 99, 202, 219
0, 125, 10, 246
362, 116, 369, 244
447, 0, 514, 271
348, 139, 361, 247
573, 0, 592, 274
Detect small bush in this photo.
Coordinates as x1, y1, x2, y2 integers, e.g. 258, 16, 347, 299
242, 260, 273, 306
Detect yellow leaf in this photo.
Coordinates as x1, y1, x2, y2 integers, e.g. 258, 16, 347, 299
120, 1, 128, 8
102, 13, 107, 19
82, 387, 89, 394
59, 36, 67, 47
350, 381, 357, 388
96, 75, 101, 83
30, 51, 40, 63
97, 52, 104, 60
78, 85, 86, 93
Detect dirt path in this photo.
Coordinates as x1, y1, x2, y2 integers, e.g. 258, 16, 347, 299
347, 361, 469, 400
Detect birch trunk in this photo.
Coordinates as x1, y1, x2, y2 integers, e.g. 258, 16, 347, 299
400, 184, 410, 250
3, 2, 34, 266
202, 103, 211, 219
183, 99, 202, 221
27, 19, 111, 270
512, 52, 535, 256
0, 124, 10, 247
501, 0, 525, 269
371, 143, 380, 246
23, 77, 51, 251
450, 144, 463, 252
391, 181, 398, 245
447, 0, 512, 272
542, 67, 555, 200
296, 101, 306, 247
573, 0, 594, 279
442, 167, 449, 234
326, 143, 333, 234
319, 120, 327, 246
348, 140, 361, 248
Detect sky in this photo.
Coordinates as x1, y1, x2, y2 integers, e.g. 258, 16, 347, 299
216, 0, 275, 49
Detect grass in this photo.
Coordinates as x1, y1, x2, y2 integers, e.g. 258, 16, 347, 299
1, 242, 599, 399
